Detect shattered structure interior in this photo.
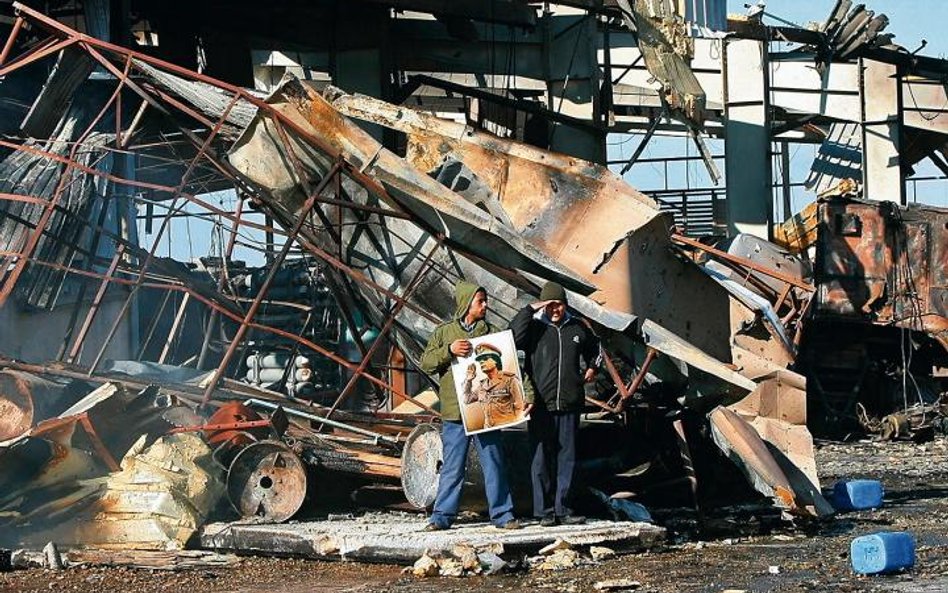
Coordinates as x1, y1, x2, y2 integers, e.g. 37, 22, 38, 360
0, 0, 947, 563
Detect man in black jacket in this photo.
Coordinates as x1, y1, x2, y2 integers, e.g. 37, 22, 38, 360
510, 281, 601, 526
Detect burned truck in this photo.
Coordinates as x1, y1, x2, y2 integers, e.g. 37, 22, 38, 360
802, 197, 948, 438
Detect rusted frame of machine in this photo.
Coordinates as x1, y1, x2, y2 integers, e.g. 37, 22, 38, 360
1, 235, 442, 419
0, 185, 440, 421
9, 2, 430, 225
671, 233, 813, 329
591, 347, 660, 414
1, 4, 449, 330
65, 244, 126, 363
71, 28, 414, 379
81, 80, 246, 374
0, 14, 249, 369
261, 117, 387, 404
0, 35, 76, 78
263, 115, 437, 417
0, 15, 25, 65
616, 347, 659, 412
0, 355, 405, 448
671, 233, 814, 291
582, 339, 632, 413
264, 112, 459, 417
196, 196, 244, 370
325, 240, 442, 419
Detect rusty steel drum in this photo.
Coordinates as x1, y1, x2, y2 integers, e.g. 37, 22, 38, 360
226, 440, 308, 522
400, 423, 443, 509
400, 423, 534, 513
0, 371, 70, 442
205, 401, 270, 465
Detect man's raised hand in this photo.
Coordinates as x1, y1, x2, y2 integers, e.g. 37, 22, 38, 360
450, 339, 472, 357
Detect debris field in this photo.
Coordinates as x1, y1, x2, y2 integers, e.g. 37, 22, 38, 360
0, 1, 947, 592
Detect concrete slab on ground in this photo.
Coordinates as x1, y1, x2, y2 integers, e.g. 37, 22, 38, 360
199, 513, 666, 563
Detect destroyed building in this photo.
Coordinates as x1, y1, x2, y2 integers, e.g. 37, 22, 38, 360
0, 0, 947, 568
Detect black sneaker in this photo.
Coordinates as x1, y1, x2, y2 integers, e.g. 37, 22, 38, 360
559, 514, 586, 525
497, 519, 522, 530
424, 522, 447, 531
539, 515, 557, 527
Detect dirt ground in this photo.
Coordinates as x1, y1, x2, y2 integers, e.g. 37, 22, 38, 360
3, 438, 947, 593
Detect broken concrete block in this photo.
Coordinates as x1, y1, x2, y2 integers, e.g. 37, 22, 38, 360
478, 551, 506, 575
411, 551, 440, 577
539, 538, 572, 555
10, 550, 42, 569
450, 543, 480, 572
593, 578, 641, 591
43, 542, 63, 570
437, 556, 465, 577
590, 546, 616, 561
534, 548, 581, 570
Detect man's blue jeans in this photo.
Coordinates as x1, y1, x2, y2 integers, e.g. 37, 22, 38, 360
429, 420, 515, 528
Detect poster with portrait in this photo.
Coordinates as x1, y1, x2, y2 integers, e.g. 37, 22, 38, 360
451, 329, 530, 435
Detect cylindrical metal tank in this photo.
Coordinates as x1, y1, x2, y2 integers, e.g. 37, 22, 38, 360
400, 423, 532, 514
227, 440, 308, 523
0, 371, 74, 441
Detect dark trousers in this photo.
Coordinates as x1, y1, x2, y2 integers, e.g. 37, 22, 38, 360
430, 421, 515, 528
528, 408, 580, 518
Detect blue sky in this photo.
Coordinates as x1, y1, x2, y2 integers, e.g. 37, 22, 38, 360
612, 0, 948, 219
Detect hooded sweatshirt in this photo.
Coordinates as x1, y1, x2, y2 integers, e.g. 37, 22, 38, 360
420, 280, 493, 421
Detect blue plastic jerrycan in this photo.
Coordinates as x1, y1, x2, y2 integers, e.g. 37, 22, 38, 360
850, 532, 916, 575
832, 479, 884, 511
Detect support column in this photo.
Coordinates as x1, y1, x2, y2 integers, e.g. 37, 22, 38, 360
860, 58, 903, 204
724, 38, 771, 238
332, 4, 389, 142
545, 13, 605, 163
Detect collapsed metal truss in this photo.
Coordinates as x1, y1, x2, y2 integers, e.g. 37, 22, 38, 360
0, 3, 641, 419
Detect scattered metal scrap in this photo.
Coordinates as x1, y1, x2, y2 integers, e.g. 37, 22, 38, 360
815, 0, 898, 69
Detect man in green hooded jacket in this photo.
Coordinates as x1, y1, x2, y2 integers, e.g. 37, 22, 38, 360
419, 280, 521, 530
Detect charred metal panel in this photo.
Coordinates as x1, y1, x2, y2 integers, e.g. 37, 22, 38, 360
814, 198, 948, 351
20, 47, 95, 140
620, 0, 706, 127
709, 405, 832, 518
331, 89, 734, 361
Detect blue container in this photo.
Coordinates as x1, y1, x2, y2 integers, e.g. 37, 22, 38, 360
832, 479, 884, 511
850, 532, 916, 575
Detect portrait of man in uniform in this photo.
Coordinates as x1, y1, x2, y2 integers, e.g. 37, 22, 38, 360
451, 330, 530, 434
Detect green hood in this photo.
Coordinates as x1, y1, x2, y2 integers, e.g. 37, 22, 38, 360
454, 280, 484, 321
